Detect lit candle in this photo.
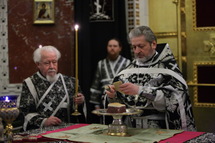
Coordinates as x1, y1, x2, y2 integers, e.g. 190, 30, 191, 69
71, 24, 81, 116
5, 96, 9, 102
74, 24, 79, 94
39, 45, 42, 48
4, 96, 10, 108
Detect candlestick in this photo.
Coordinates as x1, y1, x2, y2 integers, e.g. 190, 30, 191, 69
74, 24, 79, 94
72, 24, 81, 116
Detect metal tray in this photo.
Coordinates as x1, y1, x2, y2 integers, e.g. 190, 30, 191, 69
92, 108, 143, 116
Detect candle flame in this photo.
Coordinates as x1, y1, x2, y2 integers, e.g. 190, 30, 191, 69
39, 45, 43, 48
74, 24, 79, 31
5, 96, 10, 102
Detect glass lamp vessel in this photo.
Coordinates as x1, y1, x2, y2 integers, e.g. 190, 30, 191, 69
0, 95, 19, 142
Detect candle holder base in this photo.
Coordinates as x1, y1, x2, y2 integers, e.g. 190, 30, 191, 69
71, 111, 81, 116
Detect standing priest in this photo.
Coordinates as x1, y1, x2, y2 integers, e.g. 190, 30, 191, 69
106, 26, 196, 131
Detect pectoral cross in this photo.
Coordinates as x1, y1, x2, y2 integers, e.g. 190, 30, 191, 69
43, 102, 53, 111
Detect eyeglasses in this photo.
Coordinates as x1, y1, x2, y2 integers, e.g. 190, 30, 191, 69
40, 60, 58, 66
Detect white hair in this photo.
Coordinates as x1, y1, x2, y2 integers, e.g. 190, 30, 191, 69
33, 45, 61, 63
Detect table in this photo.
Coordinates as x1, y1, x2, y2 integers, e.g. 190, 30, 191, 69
12, 123, 215, 143
12, 123, 75, 143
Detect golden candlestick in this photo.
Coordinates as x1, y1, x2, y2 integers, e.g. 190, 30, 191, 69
72, 24, 81, 116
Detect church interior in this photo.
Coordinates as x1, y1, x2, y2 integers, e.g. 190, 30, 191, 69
1, 0, 215, 138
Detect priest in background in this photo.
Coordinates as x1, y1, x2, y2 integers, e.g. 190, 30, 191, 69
90, 38, 130, 124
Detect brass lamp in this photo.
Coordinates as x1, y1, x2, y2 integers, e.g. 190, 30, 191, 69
0, 95, 19, 142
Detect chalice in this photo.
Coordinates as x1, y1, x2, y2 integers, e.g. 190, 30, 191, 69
0, 95, 19, 142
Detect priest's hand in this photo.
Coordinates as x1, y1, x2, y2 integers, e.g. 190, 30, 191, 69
105, 85, 116, 98
74, 93, 85, 105
44, 116, 62, 126
119, 82, 139, 95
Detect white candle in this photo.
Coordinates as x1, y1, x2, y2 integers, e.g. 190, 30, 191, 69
74, 24, 79, 95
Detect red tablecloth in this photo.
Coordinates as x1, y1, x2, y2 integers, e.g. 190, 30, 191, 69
13, 124, 205, 143
159, 131, 205, 143
40, 124, 89, 137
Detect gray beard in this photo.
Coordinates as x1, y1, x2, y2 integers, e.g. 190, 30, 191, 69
136, 52, 156, 64
136, 55, 153, 64
136, 57, 149, 64
46, 74, 58, 83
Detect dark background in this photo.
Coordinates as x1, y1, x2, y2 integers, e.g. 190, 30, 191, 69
74, 0, 132, 122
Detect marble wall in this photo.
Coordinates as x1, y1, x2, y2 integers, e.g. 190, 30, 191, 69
0, 0, 75, 95
8, 0, 75, 83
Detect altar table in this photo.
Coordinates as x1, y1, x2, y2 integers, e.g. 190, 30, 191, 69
12, 124, 215, 143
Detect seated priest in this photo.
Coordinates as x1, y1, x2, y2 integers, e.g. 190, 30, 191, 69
105, 26, 196, 131
17, 45, 86, 131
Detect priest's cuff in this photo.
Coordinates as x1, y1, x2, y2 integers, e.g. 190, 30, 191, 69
140, 92, 155, 101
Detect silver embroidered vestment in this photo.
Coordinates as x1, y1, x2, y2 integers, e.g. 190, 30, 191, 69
110, 43, 196, 131
18, 72, 83, 130
90, 55, 130, 106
